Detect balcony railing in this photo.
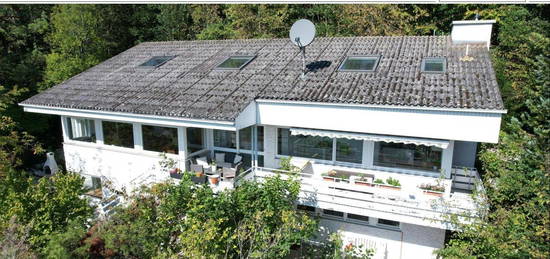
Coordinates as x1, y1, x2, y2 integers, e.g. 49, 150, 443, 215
237, 166, 482, 228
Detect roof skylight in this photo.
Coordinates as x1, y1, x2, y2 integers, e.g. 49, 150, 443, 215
139, 56, 174, 68
216, 56, 255, 70
339, 56, 380, 72
421, 57, 446, 73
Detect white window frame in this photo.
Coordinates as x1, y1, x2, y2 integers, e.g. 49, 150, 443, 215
212, 127, 265, 155
275, 127, 451, 178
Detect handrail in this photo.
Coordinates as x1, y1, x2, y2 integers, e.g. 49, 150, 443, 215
245, 167, 479, 217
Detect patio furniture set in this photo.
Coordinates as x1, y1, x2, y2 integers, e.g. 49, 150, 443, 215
171, 152, 243, 185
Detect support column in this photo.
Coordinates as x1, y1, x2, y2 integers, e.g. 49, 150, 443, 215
95, 119, 103, 145
60, 116, 69, 142
263, 126, 277, 168
362, 140, 374, 168
441, 140, 455, 179
133, 123, 143, 150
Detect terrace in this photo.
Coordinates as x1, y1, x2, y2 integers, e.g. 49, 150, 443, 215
234, 165, 483, 229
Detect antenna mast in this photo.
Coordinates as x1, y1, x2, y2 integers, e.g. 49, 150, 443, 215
289, 19, 316, 80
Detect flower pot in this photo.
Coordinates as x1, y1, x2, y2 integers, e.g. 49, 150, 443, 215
323, 176, 335, 182
170, 173, 182, 179
379, 185, 401, 191
422, 190, 444, 197
354, 181, 373, 187
334, 178, 350, 183
209, 175, 220, 185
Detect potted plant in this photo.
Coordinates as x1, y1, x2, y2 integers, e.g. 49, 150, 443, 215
376, 177, 401, 190
322, 170, 337, 182
354, 175, 374, 187
208, 174, 220, 185
169, 168, 183, 179
159, 153, 181, 179
418, 183, 445, 197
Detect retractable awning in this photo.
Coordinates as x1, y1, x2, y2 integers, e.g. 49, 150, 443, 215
290, 128, 450, 149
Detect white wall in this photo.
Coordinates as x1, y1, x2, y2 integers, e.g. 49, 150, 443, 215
64, 142, 178, 191
451, 20, 496, 48
318, 219, 444, 259
257, 101, 503, 143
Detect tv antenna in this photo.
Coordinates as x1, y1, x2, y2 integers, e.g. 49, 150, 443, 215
289, 19, 316, 80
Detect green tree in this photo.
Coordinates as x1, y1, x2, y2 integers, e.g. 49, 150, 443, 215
0, 170, 93, 249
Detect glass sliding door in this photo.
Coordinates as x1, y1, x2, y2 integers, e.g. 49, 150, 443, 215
336, 138, 363, 164
277, 128, 333, 161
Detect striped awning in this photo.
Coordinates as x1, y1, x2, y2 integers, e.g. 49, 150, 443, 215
290, 128, 449, 149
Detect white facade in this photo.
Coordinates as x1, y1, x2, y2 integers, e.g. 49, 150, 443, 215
22, 96, 499, 258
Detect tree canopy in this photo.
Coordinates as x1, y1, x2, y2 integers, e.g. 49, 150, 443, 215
0, 3, 548, 259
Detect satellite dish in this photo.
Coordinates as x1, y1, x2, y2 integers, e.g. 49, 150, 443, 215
289, 19, 316, 79
289, 19, 316, 47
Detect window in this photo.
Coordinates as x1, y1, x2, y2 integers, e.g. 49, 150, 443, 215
139, 56, 174, 68
82, 175, 102, 198
103, 121, 134, 148
216, 56, 255, 70
339, 56, 380, 71
336, 138, 363, 163
373, 142, 442, 172
421, 57, 446, 73
142, 125, 178, 154
347, 213, 369, 223
66, 117, 96, 142
297, 205, 316, 213
187, 127, 204, 154
322, 209, 344, 218
278, 128, 333, 161
214, 130, 236, 149
377, 218, 400, 228
239, 126, 264, 151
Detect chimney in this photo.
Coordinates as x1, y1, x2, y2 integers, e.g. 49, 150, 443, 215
451, 19, 496, 49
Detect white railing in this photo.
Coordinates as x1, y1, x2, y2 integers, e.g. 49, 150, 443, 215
238, 167, 480, 225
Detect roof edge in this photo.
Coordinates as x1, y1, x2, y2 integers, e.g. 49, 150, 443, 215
255, 99, 507, 114
20, 103, 237, 130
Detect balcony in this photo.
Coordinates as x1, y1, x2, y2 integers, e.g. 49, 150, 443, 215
236, 165, 483, 230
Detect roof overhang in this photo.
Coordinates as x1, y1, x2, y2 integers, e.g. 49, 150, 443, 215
20, 104, 237, 131
256, 100, 505, 143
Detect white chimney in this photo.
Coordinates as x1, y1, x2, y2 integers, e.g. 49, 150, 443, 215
451, 19, 496, 49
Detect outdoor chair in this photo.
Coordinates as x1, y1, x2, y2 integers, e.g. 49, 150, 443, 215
215, 153, 232, 168
222, 162, 243, 181
190, 164, 204, 174
301, 161, 314, 178
196, 156, 209, 168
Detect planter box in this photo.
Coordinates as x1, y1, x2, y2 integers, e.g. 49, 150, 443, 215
322, 176, 349, 183
378, 184, 401, 191
322, 176, 335, 182
354, 180, 374, 187
170, 173, 183, 179
422, 190, 444, 197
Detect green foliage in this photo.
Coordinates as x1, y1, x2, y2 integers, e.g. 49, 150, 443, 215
0, 170, 93, 249
373, 179, 384, 184
55, 175, 315, 258
43, 220, 89, 259
436, 5, 549, 259
385, 177, 401, 187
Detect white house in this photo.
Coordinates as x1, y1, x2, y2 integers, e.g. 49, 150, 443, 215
21, 20, 503, 259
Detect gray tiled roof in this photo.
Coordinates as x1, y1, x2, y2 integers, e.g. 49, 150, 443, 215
21, 36, 504, 121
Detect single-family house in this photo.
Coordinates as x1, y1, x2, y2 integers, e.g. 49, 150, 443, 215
21, 19, 503, 259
